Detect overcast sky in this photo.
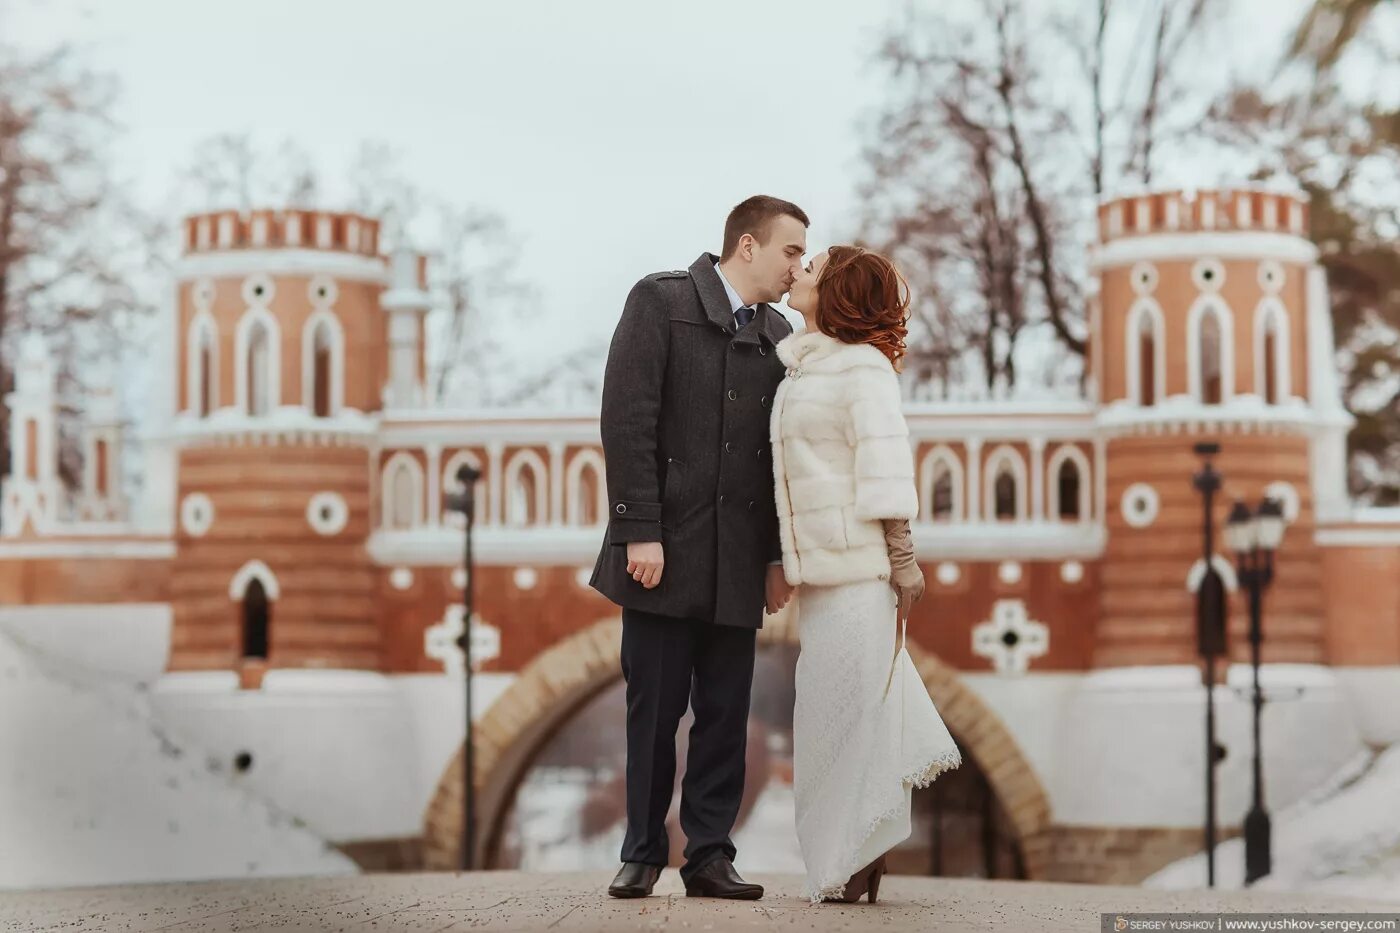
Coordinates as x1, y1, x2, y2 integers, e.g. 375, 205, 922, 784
7, 0, 1350, 396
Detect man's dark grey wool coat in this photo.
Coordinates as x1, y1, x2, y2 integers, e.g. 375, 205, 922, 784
589, 252, 793, 629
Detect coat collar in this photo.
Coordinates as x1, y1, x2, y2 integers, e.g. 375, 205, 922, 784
776, 328, 892, 374
688, 253, 791, 348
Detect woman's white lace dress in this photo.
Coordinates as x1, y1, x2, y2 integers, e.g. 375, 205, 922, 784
792, 578, 962, 903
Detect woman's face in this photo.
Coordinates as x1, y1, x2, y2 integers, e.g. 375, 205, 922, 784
786, 250, 828, 316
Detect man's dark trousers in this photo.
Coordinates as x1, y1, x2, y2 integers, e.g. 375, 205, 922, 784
619, 607, 756, 883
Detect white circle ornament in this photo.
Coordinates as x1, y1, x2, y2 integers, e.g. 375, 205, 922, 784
1264, 481, 1300, 523
998, 561, 1023, 585
1130, 262, 1159, 296
1060, 560, 1084, 584
1192, 258, 1226, 292
180, 493, 215, 537
936, 562, 961, 586
1257, 260, 1285, 294
514, 567, 539, 591
241, 273, 275, 307
306, 492, 348, 536
452, 567, 468, 590
1121, 483, 1160, 528
389, 567, 414, 591
192, 277, 216, 312
307, 275, 338, 308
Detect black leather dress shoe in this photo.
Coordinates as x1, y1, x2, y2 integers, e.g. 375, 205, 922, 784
608, 862, 662, 898
683, 858, 764, 900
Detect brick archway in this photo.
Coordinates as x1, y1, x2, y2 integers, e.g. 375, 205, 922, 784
422, 608, 1054, 878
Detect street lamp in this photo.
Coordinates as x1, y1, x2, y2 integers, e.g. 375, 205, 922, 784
444, 462, 482, 871
1225, 496, 1286, 885
1191, 442, 1229, 888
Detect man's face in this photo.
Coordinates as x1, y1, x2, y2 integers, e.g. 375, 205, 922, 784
748, 214, 807, 304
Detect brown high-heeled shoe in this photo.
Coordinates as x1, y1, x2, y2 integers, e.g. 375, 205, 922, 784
832, 854, 888, 904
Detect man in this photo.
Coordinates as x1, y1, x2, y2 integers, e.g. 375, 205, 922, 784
590, 196, 806, 900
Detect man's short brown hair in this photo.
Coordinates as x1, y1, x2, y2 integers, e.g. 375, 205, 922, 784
721, 195, 810, 260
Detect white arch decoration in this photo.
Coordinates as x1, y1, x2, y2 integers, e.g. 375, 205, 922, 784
1046, 444, 1092, 522
301, 308, 345, 416
563, 449, 607, 526
229, 559, 281, 601
381, 451, 425, 530
1125, 298, 1166, 406
918, 444, 965, 522
186, 312, 219, 416
502, 448, 549, 527
234, 305, 282, 415
1186, 294, 1235, 404
1253, 298, 1291, 403
983, 444, 1028, 522
441, 449, 487, 526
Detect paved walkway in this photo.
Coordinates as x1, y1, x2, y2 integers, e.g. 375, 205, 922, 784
2, 871, 1396, 932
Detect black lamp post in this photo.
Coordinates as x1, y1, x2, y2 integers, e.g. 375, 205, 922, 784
445, 463, 482, 871
1191, 442, 1229, 888
1225, 496, 1286, 886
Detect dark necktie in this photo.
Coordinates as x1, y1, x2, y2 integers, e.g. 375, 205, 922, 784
735, 305, 755, 330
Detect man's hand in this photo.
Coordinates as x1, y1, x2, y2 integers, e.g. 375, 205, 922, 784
765, 563, 794, 615
626, 541, 665, 589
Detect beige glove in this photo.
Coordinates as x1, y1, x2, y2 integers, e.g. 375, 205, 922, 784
882, 518, 925, 620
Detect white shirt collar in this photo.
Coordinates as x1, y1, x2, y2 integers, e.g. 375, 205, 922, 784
713, 262, 752, 315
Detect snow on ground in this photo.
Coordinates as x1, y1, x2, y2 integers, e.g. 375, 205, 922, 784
0, 623, 356, 889
1144, 743, 1400, 905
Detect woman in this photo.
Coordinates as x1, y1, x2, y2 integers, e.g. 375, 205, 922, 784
771, 246, 962, 904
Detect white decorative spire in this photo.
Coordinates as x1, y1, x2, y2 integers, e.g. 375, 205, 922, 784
381, 246, 432, 410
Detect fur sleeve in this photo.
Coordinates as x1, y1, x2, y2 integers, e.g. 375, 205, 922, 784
847, 368, 918, 521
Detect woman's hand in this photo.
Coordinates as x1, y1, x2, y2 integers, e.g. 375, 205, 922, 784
882, 518, 924, 620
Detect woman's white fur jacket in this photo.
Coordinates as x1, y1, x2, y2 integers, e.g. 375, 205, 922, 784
770, 329, 918, 587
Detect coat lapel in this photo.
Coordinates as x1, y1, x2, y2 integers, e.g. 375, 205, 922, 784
688, 253, 737, 334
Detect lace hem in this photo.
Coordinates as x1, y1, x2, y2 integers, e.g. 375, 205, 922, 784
805, 748, 964, 904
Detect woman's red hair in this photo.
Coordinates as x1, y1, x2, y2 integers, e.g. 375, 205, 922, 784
814, 246, 910, 372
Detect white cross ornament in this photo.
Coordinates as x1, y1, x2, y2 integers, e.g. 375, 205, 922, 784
972, 599, 1048, 675
425, 605, 500, 674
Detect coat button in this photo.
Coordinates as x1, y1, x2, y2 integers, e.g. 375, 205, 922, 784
615, 503, 627, 514
761, 396, 769, 408
878, 573, 889, 581
727, 389, 737, 401
719, 494, 726, 505
747, 500, 756, 511
724, 442, 733, 454
755, 448, 763, 458
759, 346, 767, 356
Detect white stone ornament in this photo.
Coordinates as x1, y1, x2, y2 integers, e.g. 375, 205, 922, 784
998, 561, 1022, 585
180, 493, 215, 537
425, 605, 500, 674
1192, 258, 1226, 293
241, 273, 276, 307
1121, 483, 1160, 529
192, 277, 216, 313
389, 567, 414, 591
936, 562, 960, 586
513, 567, 538, 591
307, 275, 338, 308
1061, 560, 1084, 584
1130, 262, 1159, 296
972, 599, 1049, 675
306, 492, 348, 536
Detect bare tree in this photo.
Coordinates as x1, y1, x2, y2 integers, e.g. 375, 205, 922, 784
862, 0, 1219, 396
0, 42, 160, 497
